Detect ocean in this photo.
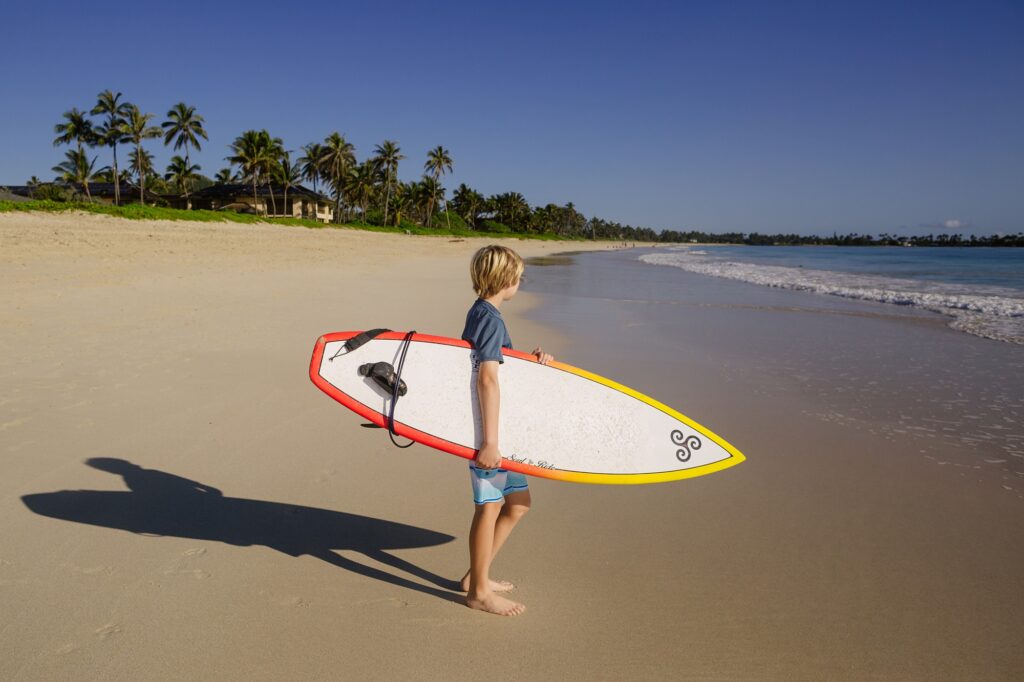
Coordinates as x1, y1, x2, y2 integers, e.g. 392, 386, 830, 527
522, 247, 1024, 496
640, 245, 1024, 345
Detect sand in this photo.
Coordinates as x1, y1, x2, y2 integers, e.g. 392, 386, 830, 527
1, 212, 1022, 680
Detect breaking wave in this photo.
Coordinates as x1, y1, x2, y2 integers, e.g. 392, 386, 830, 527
639, 249, 1024, 345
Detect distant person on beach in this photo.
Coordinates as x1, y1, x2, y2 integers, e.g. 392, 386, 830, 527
460, 245, 553, 616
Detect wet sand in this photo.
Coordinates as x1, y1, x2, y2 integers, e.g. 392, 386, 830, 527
524, 249, 1024, 679
1, 213, 1022, 680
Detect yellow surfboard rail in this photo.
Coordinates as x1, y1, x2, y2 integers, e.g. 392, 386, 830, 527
537, 360, 746, 484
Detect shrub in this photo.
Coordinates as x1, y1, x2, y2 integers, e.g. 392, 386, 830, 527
31, 184, 77, 202
481, 220, 512, 233
433, 210, 469, 231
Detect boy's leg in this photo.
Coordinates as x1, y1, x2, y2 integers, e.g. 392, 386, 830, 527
467, 501, 501, 594
461, 490, 531, 592
466, 501, 525, 616
490, 490, 531, 560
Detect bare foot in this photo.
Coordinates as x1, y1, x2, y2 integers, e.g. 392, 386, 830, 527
460, 573, 515, 593
466, 592, 526, 616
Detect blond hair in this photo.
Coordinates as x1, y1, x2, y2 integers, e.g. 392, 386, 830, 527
470, 245, 524, 299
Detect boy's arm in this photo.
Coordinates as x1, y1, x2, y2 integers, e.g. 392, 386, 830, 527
475, 360, 502, 469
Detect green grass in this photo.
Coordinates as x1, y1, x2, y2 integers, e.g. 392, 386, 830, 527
0, 200, 594, 241
0, 200, 327, 228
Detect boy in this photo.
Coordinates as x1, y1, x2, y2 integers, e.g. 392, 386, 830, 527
460, 245, 553, 617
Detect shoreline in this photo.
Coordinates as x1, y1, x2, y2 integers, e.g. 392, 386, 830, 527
638, 244, 1024, 346
521, 248, 1024, 486
514, 247, 1024, 675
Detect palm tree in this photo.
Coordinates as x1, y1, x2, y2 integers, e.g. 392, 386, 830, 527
162, 103, 208, 207
391, 182, 411, 226
274, 150, 302, 218
373, 140, 404, 227
424, 146, 453, 228
227, 130, 282, 215
417, 176, 443, 225
52, 148, 97, 199
215, 168, 237, 183
123, 104, 162, 205
322, 133, 355, 223
491, 192, 530, 230
298, 143, 327, 195
563, 201, 578, 236
53, 108, 96, 154
345, 162, 378, 223
452, 183, 485, 229
258, 133, 285, 216
227, 130, 272, 216
90, 91, 131, 205
164, 155, 202, 196
127, 146, 155, 201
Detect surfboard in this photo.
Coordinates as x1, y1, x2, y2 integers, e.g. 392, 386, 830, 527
309, 331, 745, 484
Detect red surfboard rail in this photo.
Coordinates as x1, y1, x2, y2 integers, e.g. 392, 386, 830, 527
309, 331, 557, 479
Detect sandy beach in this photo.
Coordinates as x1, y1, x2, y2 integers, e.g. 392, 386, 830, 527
2, 212, 1022, 680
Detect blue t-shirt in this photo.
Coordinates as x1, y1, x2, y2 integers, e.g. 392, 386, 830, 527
461, 299, 512, 363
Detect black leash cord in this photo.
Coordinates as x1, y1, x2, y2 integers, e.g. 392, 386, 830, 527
329, 328, 391, 362
387, 331, 416, 448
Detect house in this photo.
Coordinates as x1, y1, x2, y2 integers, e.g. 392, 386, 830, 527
0, 186, 33, 202
2, 182, 160, 204
180, 183, 334, 222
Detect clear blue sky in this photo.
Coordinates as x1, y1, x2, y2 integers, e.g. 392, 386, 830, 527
1, 0, 1021, 235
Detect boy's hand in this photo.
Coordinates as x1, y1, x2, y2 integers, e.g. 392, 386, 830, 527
532, 347, 554, 365
475, 443, 502, 469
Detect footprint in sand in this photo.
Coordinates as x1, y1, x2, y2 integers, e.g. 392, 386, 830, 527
162, 547, 210, 578
0, 417, 29, 432
62, 562, 113, 576
356, 597, 412, 609
56, 642, 80, 655
164, 568, 210, 579
280, 596, 310, 608
258, 590, 311, 608
95, 623, 121, 640
314, 469, 337, 483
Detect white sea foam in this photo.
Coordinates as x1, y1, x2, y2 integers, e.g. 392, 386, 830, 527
639, 250, 1024, 345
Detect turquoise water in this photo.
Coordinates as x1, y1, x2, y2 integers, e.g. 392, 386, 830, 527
640, 246, 1024, 344
691, 246, 1024, 291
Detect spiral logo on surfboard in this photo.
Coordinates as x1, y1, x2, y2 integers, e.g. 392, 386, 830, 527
671, 430, 702, 462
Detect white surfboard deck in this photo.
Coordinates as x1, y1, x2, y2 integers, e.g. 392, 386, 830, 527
310, 331, 745, 484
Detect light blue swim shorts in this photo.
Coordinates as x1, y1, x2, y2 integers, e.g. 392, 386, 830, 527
469, 463, 529, 504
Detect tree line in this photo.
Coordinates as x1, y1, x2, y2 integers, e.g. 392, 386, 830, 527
655, 230, 1024, 247
27, 90, 1023, 245
41, 91, 582, 232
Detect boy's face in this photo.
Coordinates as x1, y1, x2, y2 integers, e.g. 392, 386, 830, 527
501, 274, 522, 301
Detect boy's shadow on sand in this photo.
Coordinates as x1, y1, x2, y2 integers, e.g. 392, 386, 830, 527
21, 458, 462, 603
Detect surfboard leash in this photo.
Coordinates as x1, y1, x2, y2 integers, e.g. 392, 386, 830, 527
385, 330, 416, 449
329, 327, 391, 361
335, 328, 417, 449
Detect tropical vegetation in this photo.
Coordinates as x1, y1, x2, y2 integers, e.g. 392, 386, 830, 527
3, 90, 1017, 246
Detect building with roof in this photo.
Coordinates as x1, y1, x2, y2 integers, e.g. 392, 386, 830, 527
179, 184, 334, 222
3, 181, 335, 222
2, 182, 161, 204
